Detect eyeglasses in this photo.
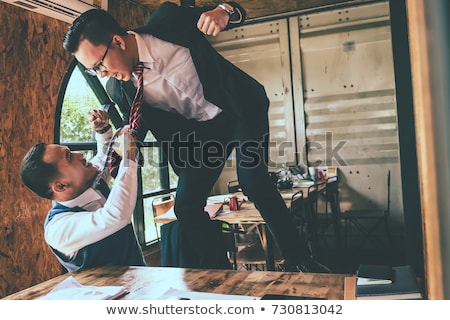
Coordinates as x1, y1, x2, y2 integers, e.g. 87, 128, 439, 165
85, 40, 112, 76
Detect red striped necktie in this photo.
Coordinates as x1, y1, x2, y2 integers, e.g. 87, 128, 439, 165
129, 62, 144, 135
109, 62, 145, 178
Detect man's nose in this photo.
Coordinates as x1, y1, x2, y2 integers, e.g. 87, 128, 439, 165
74, 152, 84, 159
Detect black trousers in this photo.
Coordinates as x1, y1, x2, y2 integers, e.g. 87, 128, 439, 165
161, 110, 309, 269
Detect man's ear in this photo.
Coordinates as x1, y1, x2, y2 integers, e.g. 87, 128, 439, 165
51, 181, 67, 194
51, 179, 76, 202
113, 35, 125, 50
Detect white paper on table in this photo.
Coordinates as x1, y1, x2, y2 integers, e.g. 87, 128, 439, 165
157, 287, 259, 300
39, 276, 128, 300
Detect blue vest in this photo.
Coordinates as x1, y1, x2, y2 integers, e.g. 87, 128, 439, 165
45, 200, 146, 272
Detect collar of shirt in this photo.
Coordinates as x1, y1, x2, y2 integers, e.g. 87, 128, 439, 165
128, 31, 154, 71
58, 188, 103, 209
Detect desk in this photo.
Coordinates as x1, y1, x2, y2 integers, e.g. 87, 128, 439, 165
154, 187, 318, 271
155, 200, 276, 269
154, 188, 306, 225
155, 200, 264, 225
2, 266, 350, 300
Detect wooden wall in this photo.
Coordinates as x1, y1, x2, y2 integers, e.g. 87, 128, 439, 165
0, 0, 360, 298
0, 2, 67, 298
0, 0, 152, 299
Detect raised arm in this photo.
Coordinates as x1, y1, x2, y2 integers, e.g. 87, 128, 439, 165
141, 2, 246, 38
197, 2, 246, 36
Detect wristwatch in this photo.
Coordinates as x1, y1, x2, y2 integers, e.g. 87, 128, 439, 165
218, 3, 235, 16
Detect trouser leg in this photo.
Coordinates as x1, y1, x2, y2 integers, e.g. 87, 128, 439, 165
170, 113, 234, 269
234, 116, 309, 268
174, 164, 231, 269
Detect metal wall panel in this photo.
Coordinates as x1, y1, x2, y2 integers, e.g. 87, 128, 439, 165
208, 19, 296, 169
290, 1, 404, 229
209, 1, 405, 234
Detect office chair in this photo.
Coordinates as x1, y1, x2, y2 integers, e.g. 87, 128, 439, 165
290, 184, 323, 260
226, 179, 259, 248
316, 176, 342, 249
290, 189, 306, 241
220, 221, 239, 269
289, 187, 315, 259
224, 179, 284, 270
151, 193, 175, 241
222, 221, 284, 271
236, 241, 285, 271
342, 170, 392, 249
304, 182, 326, 259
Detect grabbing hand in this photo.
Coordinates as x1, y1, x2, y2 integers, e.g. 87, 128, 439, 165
197, 7, 229, 36
112, 127, 138, 161
87, 109, 110, 132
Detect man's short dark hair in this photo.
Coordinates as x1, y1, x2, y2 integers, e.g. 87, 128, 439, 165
20, 143, 57, 199
63, 9, 127, 53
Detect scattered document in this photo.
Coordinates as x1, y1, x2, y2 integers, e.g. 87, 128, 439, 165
39, 276, 128, 300
204, 203, 223, 218
157, 287, 259, 300
157, 203, 224, 220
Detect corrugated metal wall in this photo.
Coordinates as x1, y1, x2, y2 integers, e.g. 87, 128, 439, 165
290, 1, 404, 231
210, 1, 404, 235
294, 1, 398, 167
208, 19, 297, 168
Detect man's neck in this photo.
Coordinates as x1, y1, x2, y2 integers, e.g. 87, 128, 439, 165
125, 33, 140, 68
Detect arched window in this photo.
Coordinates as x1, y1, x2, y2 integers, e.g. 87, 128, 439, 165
55, 59, 178, 246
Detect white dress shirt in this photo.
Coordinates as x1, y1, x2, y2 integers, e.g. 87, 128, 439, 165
130, 31, 223, 121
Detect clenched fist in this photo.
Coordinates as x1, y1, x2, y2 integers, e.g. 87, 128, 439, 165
87, 109, 110, 132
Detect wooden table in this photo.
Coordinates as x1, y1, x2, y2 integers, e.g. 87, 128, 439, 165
154, 185, 328, 271
155, 200, 266, 225
155, 187, 306, 223
2, 266, 350, 300
154, 189, 302, 271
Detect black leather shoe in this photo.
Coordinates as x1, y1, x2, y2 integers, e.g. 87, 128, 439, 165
296, 259, 332, 273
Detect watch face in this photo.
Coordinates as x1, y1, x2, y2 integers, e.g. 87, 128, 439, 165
222, 3, 233, 11
220, 3, 234, 15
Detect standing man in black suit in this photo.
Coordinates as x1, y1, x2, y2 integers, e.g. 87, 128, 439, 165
63, 2, 330, 272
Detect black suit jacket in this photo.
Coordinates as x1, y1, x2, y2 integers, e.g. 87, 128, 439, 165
107, 1, 269, 143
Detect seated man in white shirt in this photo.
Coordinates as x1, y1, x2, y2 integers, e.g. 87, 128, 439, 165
20, 109, 146, 272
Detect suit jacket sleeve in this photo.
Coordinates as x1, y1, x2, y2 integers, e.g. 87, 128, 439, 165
137, 1, 246, 38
